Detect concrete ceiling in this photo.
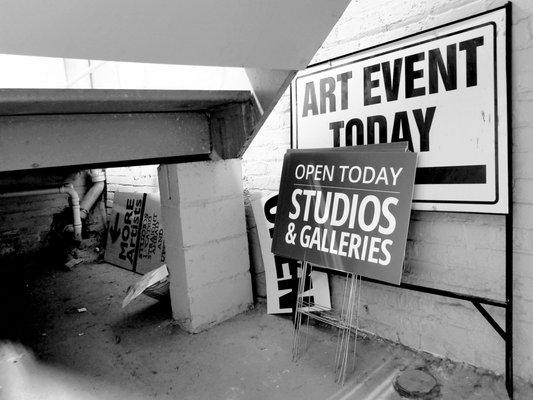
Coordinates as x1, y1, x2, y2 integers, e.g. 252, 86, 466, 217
0, 0, 350, 70
0, 1, 352, 173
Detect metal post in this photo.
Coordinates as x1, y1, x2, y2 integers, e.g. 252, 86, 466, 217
505, 4, 513, 398
505, 213, 513, 399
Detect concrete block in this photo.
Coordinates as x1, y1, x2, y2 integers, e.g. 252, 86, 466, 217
160, 159, 252, 333
180, 196, 246, 247
188, 271, 253, 332
184, 233, 249, 289
176, 159, 244, 204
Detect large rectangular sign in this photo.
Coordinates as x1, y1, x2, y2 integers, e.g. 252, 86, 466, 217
292, 6, 509, 214
271, 149, 417, 284
251, 194, 331, 314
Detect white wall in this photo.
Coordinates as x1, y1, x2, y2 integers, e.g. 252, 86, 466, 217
243, 0, 533, 383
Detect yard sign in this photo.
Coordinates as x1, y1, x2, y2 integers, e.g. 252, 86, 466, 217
271, 149, 417, 285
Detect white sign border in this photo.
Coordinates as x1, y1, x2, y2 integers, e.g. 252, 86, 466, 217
291, 5, 510, 215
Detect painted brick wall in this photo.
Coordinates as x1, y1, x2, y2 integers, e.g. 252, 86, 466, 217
0, 171, 90, 265
242, 0, 533, 383
105, 165, 160, 214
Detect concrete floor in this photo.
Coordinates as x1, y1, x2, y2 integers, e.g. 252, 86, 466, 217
1, 262, 532, 400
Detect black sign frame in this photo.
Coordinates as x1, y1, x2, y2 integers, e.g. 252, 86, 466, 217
289, 3, 514, 398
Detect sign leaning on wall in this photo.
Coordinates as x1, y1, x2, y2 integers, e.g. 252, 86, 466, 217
272, 149, 417, 285
105, 191, 166, 274
251, 194, 331, 314
292, 7, 509, 213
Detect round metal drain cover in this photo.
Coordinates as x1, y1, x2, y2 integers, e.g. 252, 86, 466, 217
393, 369, 438, 398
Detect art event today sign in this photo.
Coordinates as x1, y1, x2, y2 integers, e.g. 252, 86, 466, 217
272, 150, 417, 284
292, 7, 509, 214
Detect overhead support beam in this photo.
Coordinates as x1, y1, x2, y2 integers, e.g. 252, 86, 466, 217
0, 89, 254, 115
210, 101, 256, 160
243, 68, 297, 157
0, 89, 257, 173
0, 112, 211, 172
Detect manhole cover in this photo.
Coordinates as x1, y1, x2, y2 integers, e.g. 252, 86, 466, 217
393, 369, 438, 398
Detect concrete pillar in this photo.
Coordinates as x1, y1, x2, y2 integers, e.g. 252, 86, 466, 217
158, 160, 253, 333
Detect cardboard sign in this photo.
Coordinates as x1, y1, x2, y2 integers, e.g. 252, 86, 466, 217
137, 195, 166, 274
105, 191, 166, 274
252, 194, 331, 314
271, 149, 417, 284
292, 7, 509, 214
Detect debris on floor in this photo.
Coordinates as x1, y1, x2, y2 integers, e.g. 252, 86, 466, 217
64, 306, 88, 315
122, 264, 169, 308
64, 258, 84, 270
2, 262, 533, 400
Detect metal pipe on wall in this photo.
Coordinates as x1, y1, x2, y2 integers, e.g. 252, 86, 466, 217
80, 169, 105, 220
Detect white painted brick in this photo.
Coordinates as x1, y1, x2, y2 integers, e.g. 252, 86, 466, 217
514, 204, 533, 229
513, 128, 533, 154
104, 165, 160, 211
515, 153, 533, 179
515, 252, 533, 283
242, 161, 270, 177
514, 178, 533, 204
513, 228, 533, 254
514, 320, 533, 378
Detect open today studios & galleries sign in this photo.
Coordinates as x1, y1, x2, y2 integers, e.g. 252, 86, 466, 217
272, 149, 417, 284
292, 7, 509, 214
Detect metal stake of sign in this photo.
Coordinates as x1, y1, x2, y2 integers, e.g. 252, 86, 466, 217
334, 272, 355, 384
291, 261, 308, 361
292, 262, 364, 385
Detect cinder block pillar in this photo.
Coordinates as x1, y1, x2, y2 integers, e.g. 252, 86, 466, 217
158, 160, 253, 333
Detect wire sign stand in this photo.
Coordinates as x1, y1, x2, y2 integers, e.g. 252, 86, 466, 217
292, 262, 362, 385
